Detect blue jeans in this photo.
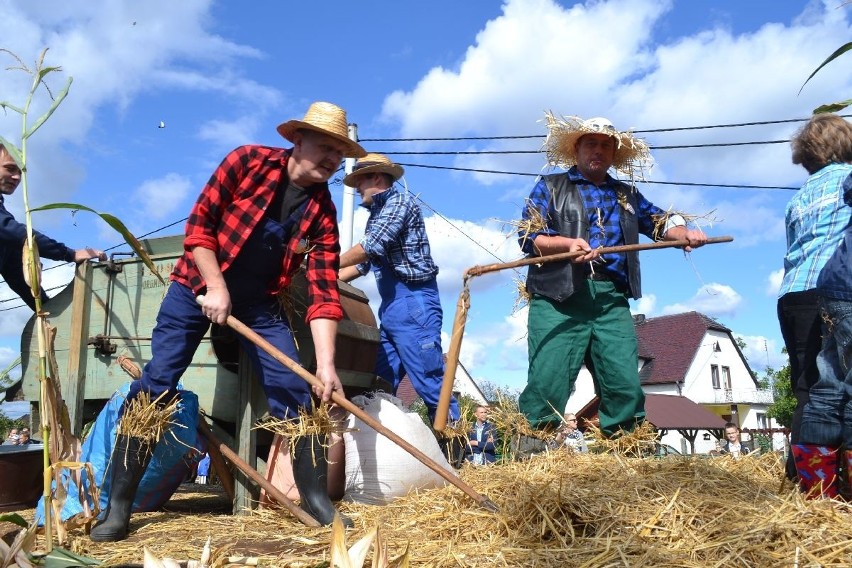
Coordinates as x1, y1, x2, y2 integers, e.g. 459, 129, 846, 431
127, 282, 311, 419
374, 273, 459, 422
800, 298, 852, 446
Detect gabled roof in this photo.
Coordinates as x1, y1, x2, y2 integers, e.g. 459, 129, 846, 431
577, 393, 728, 430
634, 311, 739, 386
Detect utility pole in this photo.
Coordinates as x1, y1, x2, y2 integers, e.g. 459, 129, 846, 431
340, 123, 359, 251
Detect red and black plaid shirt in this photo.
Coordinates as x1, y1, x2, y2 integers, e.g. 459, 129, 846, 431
172, 145, 343, 323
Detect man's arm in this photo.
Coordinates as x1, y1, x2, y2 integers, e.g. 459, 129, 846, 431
339, 243, 368, 269
338, 265, 361, 282
193, 246, 230, 325
309, 317, 344, 401
531, 234, 600, 263
663, 225, 707, 253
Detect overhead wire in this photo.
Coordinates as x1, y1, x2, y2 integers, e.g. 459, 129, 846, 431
0, 115, 821, 313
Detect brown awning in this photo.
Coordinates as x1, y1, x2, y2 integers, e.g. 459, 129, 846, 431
578, 393, 728, 430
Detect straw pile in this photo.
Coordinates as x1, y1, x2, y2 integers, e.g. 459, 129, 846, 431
18, 447, 852, 567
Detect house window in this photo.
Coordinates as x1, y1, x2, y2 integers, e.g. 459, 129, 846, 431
711, 364, 720, 389
722, 366, 732, 390
756, 413, 768, 430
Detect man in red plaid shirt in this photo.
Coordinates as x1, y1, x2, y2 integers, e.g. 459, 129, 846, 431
92, 102, 366, 542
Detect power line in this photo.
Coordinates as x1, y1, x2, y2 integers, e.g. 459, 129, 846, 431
360, 115, 852, 143
395, 162, 798, 190
371, 140, 790, 156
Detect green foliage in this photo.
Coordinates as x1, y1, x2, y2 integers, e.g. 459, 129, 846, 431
0, 356, 21, 391
765, 360, 795, 428
0, 412, 27, 440
800, 40, 852, 113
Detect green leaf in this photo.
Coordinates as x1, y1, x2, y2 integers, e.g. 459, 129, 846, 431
29, 202, 166, 285
0, 355, 21, 389
36, 65, 62, 83
24, 77, 72, 140
799, 41, 852, 94
813, 99, 852, 114
0, 513, 28, 528
42, 546, 101, 567
0, 135, 23, 167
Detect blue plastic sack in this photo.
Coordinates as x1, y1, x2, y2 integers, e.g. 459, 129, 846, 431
36, 382, 203, 524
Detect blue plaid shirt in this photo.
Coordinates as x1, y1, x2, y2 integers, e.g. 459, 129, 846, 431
520, 167, 667, 287
356, 186, 439, 283
779, 163, 852, 297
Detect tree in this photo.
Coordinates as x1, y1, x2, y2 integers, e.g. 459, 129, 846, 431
764, 354, 795, 428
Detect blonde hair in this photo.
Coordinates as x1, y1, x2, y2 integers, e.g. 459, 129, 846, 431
791, 114, 852, 174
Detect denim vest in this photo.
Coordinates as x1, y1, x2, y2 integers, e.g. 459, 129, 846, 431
525, 174, 643, 302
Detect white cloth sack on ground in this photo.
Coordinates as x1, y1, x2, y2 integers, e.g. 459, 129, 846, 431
344, 392, 455, 505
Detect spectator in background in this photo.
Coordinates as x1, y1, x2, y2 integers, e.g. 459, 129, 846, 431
195, 452, 211, 485
719, 423, 750, 458
465, 405, 497, 465
17, 429, 32, 445
4, 428, 19, 445
553, 413, 588, 452
778, 114, 852, 483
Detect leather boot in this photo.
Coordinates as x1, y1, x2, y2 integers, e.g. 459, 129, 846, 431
292, 433, 352, 527
90, 435, 154, 541
791, 444, 840, 499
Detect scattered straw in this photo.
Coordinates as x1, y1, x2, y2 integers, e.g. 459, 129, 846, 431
256, 403, 354, 460
45, 449, 852, 567
651, 208, 719, 242
118, 391, 182, 444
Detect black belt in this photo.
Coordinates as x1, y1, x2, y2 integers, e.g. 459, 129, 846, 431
587, 272, 612, 282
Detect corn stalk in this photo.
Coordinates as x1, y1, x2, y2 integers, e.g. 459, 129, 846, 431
1, 47, 163, 554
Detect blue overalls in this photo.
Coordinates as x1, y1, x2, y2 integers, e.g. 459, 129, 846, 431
373, 263, 460, 422
129, 211, 310, 419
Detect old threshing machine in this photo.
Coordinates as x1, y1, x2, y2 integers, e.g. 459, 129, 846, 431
18, 234, 382, 510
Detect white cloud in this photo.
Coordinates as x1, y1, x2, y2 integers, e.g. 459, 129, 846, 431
662, 283, 743, 317
131, 173, 194, 223
0, 0, 281, 208
766, 268, 784, 296
631, 294, 657, 317
379, 0, 852, 250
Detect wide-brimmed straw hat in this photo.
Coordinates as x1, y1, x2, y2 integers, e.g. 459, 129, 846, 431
277, 101, 366, 158
343, 153, 405, 187
542, 112, 651, 175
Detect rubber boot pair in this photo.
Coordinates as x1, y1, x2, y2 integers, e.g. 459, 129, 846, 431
791, 444, 839, 499
90, 435, 154, 542
292, 433, 352, 527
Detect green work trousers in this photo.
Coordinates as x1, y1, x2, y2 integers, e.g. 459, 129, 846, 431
519, 280, 645, 436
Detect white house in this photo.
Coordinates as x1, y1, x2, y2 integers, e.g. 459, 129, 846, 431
568, 312, 784, 454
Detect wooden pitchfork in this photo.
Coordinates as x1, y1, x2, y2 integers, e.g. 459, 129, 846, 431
197, 297, 500, 514
432, 236, 734, 431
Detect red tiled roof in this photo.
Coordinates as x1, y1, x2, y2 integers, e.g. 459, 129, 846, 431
578, 393, 728, 430
395, 376, 419, 407
634, 311, 730, 385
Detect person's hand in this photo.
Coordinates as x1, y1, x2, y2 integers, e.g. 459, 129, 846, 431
469, 440, 479, 447
73, 247, 106, 263
568, 238, 600, 263
680, 228, 707, 253
313, 362, 344, 402
199, 286, 231, 325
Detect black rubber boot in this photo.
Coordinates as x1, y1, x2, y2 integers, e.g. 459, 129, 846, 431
292, 434, 352, 527
90, 435, 154, 542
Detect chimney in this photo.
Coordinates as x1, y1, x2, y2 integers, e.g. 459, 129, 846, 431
632, 314, 646, 325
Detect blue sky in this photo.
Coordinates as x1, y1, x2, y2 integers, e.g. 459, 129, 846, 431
1, 0, 851, 393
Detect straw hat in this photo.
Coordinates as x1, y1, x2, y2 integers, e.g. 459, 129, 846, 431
277, 101, 366, 158
343, 153, 405, 187
542, 112, 651, 175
